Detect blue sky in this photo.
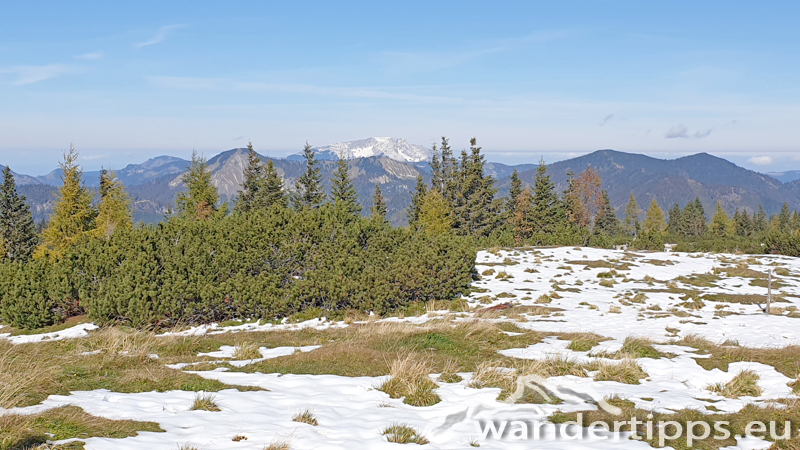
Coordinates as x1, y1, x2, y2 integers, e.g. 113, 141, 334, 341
1, 1, 798, 175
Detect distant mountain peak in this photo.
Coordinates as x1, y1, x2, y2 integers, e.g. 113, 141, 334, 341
304, 137, 432, 163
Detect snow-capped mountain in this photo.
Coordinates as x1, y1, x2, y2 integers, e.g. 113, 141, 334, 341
310, 137, 432, 163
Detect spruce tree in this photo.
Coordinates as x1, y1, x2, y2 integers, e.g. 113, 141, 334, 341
508, 169, 522, 213
594, 190, 620, 236
642, 198, 667, 235
439, 137, 456, 200
235, 141, 267, 214
331, 158, 360, 216
667, 202, 682, 235
623, 193, 640, 237
176, 150, 220, 220
35, 144, 96, 259
407, 174, 427, 227
734, 208, 753, 236
459, 137, 497, 236
262, 159, 287, 209
753, 205, 768, 232
0, 166, 37, 261
92, 169, 132, 240
293, 141, 325, 209
530, 159, 560, 234
370, 184, 388, 222
682, 197, 707, 236
429, 143, 442, 192
777, 202, 792, 231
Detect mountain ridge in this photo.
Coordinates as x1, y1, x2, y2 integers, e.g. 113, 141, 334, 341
6, 147, 800, 226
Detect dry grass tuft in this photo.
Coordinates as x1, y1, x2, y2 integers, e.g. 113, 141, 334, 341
264, 437, 292, 450
292, 408, 318, 426
468, 361, 514, 389
381, 423, 429, 445
619, 337, 663, 359
438, 359, 463, 383
233, 341, 263, 360
589, 359, 647, 384
567, 337, 601, 352
707, 370, 762, 398
190, 392, 221, 411
377, 355, 441, 407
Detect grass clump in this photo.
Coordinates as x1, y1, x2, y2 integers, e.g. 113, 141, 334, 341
535, 294, 552, 304
707, 370, 762, 398
233, 342, 263, 360
377, 355, 441, 407
599, 279, 616, 288
590, 359, 647, 384
495, 271, 513, 280
480, 268, 495, 276
438, 359, 463, 383
0, 405, 163, 449
381, 423, 429, 445
292, 408, 318, 426
190, 392, 221, 411
619, 337, 663, 359
264, 437, 292, 450
567, 337, 601, 352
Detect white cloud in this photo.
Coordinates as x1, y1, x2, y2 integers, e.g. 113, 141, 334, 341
748, 156, 773, 165
0, 64, 72, 85
134, 24, 188, 49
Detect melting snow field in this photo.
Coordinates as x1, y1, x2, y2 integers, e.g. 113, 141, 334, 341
3, 247, 800, 449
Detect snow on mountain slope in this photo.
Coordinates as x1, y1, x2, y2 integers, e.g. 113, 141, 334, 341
312, 137, 432, 162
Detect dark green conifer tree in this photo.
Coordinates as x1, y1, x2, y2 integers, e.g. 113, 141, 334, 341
262, 159, 287, 209
235, 141, 267, 214
594, 190, 620, 236
777, 202, 792, 231
407, 174, 427, 227
0, 166, 37, 261
330, 158, 360, 216
530, 158, 560, 234
681, 197, 706, 236
370, 184, 387, 222
293, 141, 325, 209
734, 208, 753, 237
458, 138, 497, 236
753, 204, 768, 232
508, 169, 522, 213
667, 202, 682, 234
429, 143, 442, 192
